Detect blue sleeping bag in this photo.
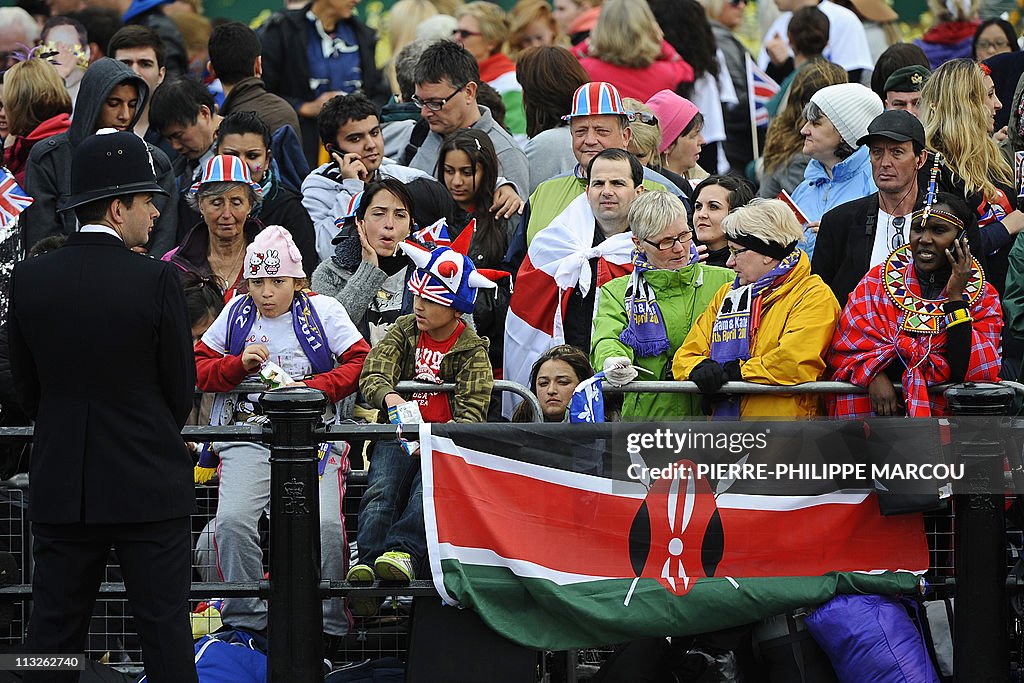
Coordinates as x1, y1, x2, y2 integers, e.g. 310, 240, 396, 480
805, 594, 939, 683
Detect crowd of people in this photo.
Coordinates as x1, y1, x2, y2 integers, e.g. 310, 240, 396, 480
2, 0, 1024, 678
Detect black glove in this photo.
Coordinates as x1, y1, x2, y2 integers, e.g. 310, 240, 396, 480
689, 359, 726, 394
722, 359, 743, 382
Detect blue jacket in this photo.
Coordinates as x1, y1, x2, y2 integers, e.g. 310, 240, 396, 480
792, 145, 876, 259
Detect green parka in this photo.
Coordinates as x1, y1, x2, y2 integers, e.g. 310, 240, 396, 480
592, 263, 735, 420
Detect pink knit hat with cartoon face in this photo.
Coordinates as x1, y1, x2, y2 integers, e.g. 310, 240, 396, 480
244, 225, 305, 279
646, 90, 700, 154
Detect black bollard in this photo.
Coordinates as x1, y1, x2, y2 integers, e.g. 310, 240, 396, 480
260, 387, 328, 683
945, 382, 1014, 683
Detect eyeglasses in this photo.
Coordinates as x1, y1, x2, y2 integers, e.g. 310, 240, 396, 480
628, 112, 659, 126
728, 246, 751, 257
977, 40, 1009, 51
452, 29, 483, 39
890, 216, 906, 250
643, 232, 692, 251
729, 0, 747, 6
411, 83, 466, 112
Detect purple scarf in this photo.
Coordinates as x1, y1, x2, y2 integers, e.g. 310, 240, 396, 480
618, 245, 700, 357
707, 250, 800, 416
226, 291, 334, 375
618, 250, 670, 357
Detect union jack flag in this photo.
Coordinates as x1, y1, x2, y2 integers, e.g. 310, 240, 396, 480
0, 169, 32, 232
413, 217, 453, 247
408, 270, 455, 307
746, 54, 780, 129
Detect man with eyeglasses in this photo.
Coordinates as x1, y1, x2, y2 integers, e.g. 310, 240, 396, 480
403, 40, 529, 201
812, 109, 928, 308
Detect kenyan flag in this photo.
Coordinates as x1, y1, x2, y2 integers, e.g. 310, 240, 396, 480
421, 426, 928, 650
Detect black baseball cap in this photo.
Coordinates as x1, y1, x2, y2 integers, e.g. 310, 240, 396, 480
856, 109, 926, 149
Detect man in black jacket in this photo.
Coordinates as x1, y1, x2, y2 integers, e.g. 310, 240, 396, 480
209, 21, 302, 144
9, 131, 197, 683
259, 0, 390, 167
812, 110, 927, 308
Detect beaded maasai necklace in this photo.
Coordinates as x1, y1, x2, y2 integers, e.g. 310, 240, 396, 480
882, 243, 984, 334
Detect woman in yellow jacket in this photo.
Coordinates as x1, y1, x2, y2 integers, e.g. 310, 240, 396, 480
672, 199, 841, 417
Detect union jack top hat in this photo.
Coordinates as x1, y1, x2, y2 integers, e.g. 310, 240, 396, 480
562, 82, 628, 122
400, 223, 502, 314
188, 154, 264, 199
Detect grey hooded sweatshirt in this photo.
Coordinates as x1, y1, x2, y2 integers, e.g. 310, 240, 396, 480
21, 58, 178, 257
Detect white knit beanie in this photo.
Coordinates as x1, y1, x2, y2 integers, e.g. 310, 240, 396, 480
810, 83, 884, 149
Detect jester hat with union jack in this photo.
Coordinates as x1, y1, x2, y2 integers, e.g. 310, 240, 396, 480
400, 220, 504, 313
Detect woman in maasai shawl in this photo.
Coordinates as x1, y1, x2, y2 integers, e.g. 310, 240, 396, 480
592, 191, 733, 419
673, 198, 841, 418
829, 192, 1002, 417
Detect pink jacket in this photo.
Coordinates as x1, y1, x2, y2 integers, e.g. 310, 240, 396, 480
573, 39, 694, 102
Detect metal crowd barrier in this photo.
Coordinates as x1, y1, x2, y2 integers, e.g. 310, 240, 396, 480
0, 379, 1021, 681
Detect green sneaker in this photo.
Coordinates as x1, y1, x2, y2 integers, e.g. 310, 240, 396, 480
345, 563, 377, 617
374, 551, 414, 582
346, 563, 375, 584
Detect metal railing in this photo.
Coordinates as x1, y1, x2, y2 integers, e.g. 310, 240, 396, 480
0, 380, 1020, 681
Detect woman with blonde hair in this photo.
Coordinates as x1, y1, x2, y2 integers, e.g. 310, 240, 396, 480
673, 198, 840, 418
2, 56, 72, 185
385, 0, 438, 96
453, 2, 526, 137
759, 59, 847, 199
508, 0, 565, 58
572, 0, 693, 101
921, 58, 1024, 294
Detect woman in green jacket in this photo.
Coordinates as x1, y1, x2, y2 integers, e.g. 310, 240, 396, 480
592, 190, 734, 419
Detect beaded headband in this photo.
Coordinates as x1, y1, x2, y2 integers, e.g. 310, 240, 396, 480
911, 208, 964, 230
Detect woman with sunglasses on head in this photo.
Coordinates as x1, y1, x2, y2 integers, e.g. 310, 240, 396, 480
829, 192, 1001, 417
592, 191, 733, 420
623, 98, 696, 199
673, 199, 840, 418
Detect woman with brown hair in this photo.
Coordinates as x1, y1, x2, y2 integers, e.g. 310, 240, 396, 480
2, 56, 72, 185
758, 59, 847, 199
515, 45, 589, 193
512, 344, 594, 422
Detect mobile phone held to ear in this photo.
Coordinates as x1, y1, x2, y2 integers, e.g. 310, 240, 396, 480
949, 235, 968, 262
325, 143, 341, 160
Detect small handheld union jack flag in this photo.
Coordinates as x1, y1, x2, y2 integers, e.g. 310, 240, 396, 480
413, 217, 453, 247
746, 55, 780, 130
0, 168, 33, 231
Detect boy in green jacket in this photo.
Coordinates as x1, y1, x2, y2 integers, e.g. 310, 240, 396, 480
350, 239, 496, 614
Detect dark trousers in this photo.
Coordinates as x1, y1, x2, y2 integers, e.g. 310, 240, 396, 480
25, 517, 198, 683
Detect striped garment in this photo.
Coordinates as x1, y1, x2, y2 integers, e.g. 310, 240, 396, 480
828, 260, 1002, 417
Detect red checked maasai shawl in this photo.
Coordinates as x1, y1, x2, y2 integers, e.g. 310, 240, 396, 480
828, 247, 1002, 417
